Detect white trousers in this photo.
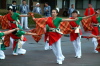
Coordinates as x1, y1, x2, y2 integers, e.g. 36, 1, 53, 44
0, 50, 5, 59
92, 37, 98, 51
13, 41, 26, 55
44, 41, 52, 50
21, 14, 28, 28
10, 37, 14, 45
0, 37, 5, 59
72, 36, 82, 57
52, 38, 65, 62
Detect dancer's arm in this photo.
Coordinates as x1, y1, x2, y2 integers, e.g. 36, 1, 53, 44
62, 18, 78, 22
25, 32, 37, 35
19, 15, 29, 17
3, 28, 19, 35
82, 14, 95, 19
89, 34, 98, 38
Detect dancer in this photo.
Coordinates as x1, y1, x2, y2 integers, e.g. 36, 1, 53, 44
69, 10, 96, 58
0, 28, 19, 59
30, 9, 78, 64
84, 4, 95, 16
90, 8, 100, 53
10, 29, 37, 55
7, 7, 29, 30
5, 7, 31, 55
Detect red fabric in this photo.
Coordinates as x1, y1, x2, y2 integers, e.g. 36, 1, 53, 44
6, 13, 17, 29
10, 23, 17, 29
69, 17, 82, 41
91, 16, 99, 35
44, 32, 49, 42
92, 16, 98, 24
13, 41, 17, 50
96, 40, 100, 52
10, 33, 27, 50
29, 18, 48, 42
0, 15, 11, 29
84, 8, 95, 16
6, 13, 15, 21
46, 17, 62, 45
59, 22, 73, 34
4, 35, 10, 47
92, 27, 99, 36
81, 17, 93, 31
30, 28, 42, 42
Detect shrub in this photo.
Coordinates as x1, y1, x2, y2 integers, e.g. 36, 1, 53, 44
28, 13, 42, 27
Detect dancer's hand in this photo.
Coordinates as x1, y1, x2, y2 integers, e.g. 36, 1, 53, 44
32, 33, 37, 35
15, 28, 19, 30
29, 12, 34, 17
75, 18, 78, 20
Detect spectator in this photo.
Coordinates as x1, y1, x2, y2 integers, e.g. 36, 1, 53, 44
9, 1, 18, 12
32, 3, 42, 15
68, 4, 75, 17
84, 4, 95, 16
19, 0, 30, 29
44, 2, 51, 17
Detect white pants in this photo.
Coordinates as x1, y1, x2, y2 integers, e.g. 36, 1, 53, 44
44, 41, 52, 50
92, 38, 98, 52
72, 36, 82, 57
0, 37, 5, 59
21, 14, 28, 28
52, 38, 65, 62
13, 41, 26, 55
10, 37, 14, 45
0, 50, 5, 59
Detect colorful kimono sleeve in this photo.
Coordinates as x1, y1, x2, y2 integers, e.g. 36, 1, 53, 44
81, 17, 93, 31
0, 15, 11, 29
0, 32, 5, 37
59, 22, 72, 34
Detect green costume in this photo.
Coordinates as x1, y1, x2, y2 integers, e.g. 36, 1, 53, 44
0, 33, 6, 50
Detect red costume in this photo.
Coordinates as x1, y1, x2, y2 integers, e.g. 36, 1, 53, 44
84, 7, 95, 16
69, 17, 82, 41
91, 15, 99, 35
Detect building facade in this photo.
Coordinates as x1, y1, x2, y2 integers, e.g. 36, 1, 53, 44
0, 0, 100, 16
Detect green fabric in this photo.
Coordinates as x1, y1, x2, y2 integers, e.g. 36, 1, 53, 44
53, 17, 62, 28
16, 30, 26, 37
14, 43, 18, 53
0, 33, 6, 50
0, 33, 4, 38
97, 16, 100, 23
11, 13, 20, 21
75, 17, 83, 25
18, 24, 23, 30
46, 25, 49, 32
97, 16, 100, 30
1, 44, 6, 50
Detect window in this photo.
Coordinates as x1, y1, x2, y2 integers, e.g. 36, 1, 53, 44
62, 0, 70, 9
83, 0, 89, 9
91, 0, 96, 9
75, 0, 83, 9
96, 0, 100, 9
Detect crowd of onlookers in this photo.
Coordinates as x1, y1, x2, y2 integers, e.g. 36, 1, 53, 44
7, 0, 94, 29
8, 0, 51, 29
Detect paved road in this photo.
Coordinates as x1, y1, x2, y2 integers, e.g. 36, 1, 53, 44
0, 30, 100, 66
